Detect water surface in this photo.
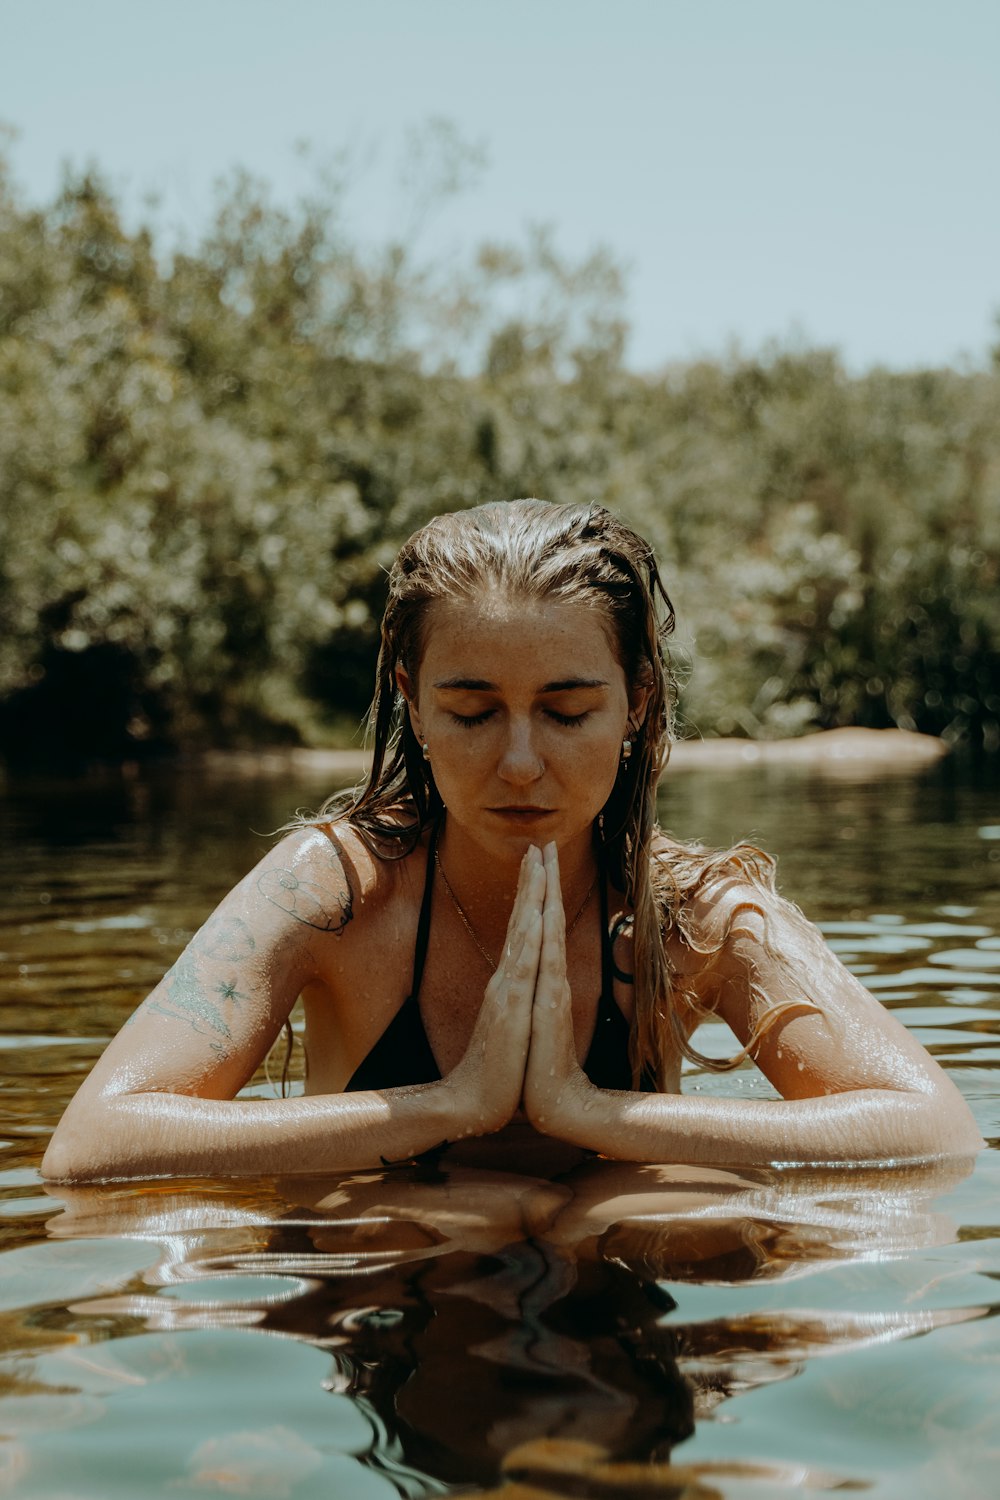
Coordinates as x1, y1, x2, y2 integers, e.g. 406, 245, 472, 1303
2, 753, 998, 1497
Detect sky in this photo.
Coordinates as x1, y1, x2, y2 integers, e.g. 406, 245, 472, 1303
2, 0, 999, 374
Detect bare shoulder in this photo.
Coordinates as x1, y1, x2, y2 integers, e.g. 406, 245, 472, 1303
252, 818, 411, 938
651, 833, 799, 972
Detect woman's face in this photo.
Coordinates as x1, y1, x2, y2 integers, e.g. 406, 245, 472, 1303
399, 591, 648, 868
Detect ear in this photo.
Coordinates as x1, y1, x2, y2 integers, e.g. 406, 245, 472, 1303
628, 670, 653, 733
395, 664, 421, 739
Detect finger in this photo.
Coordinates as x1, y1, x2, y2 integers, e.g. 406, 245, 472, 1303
511, 907, 543, 991
539, 843, 568, 980
489, 851, 544, 997
524, 843, 545, 903
502, 846, 545, 958
510, 844, 542, 923
542, 842, 565, 927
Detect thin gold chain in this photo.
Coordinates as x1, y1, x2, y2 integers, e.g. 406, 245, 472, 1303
433, 848, 598, 974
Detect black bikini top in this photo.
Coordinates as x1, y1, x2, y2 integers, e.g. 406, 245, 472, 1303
344, 823, 654, 1094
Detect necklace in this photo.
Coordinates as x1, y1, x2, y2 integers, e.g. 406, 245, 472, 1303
434, 848, 598, 974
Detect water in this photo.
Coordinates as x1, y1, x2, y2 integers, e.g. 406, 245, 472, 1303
2, 753, 999, 1497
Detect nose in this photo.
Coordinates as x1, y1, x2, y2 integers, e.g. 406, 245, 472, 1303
497, 717, 544, 786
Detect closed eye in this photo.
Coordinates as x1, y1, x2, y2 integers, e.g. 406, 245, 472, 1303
450, 709, 495, 728
450, 708, 590, 728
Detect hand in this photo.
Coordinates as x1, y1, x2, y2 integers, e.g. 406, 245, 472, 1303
442, 844, 545, 1136
522, 842, 597, 1136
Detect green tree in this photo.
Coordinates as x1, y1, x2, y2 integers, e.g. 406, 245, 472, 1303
2, 134, 999, 765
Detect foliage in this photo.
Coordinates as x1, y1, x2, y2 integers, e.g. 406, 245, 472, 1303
1, 139, 998, 764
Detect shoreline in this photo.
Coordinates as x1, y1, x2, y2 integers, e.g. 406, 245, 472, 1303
197, 727, 950, 782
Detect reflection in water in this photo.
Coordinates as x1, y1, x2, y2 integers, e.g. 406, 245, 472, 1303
35, 1155, 986, 1496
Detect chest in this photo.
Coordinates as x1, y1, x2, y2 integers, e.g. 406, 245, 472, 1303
304, 881, 628, 1088
416, 935, 612, 1075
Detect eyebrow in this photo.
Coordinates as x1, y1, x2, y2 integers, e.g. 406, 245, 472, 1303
433, 676, 610, 692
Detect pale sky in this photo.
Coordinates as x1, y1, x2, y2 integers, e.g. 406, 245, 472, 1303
3, 0, 999, 373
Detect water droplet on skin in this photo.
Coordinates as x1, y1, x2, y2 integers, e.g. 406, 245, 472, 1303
776, 1048, 784, 1060
797, 1060, 804, 1071
548, 1066, 555, 1078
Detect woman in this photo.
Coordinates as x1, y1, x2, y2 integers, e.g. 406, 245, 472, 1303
41, 500, 982, 1181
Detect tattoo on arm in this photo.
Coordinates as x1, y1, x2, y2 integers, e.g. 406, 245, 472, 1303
256, 852, 353, 933
133, 916, 258, 1052
128, 848, 349, 1052
199, 916, 257, 962
144, 957, 244, 1056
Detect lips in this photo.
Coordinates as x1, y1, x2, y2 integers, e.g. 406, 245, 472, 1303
488, 806, 554, 820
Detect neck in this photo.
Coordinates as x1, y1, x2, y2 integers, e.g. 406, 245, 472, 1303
435, 818, 600, 945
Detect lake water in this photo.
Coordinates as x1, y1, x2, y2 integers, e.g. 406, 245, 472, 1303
2, 753, 999, 1498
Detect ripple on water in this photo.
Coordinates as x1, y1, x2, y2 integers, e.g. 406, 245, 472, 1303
2, 761, 999, 1496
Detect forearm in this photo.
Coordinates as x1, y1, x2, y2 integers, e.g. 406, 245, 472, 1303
41, 1083, 458, 1183
541, 1084, 983, 1167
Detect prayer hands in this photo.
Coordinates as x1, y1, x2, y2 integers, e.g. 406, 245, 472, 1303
522, 842, 596, 1134
441, 844, 544, 1134
442, 842, 597, 1141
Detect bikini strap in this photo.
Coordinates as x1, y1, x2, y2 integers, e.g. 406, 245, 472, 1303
608, 915, 635, 985
408, 819, 440, 1000
598, 857, 615, 1002
598, 847, 635, 990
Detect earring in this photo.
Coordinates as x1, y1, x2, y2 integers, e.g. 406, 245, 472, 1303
422, 741, 431, 762
621, 739, 632, 763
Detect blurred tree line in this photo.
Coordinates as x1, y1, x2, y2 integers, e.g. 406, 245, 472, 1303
1, 132, 999, 767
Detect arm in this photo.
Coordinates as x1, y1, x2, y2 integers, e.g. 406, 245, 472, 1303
524, 848, 984, 1166
42, 832, 545, 1182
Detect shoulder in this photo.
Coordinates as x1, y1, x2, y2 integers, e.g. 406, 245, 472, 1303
649, 833, 793, 969
252, 817, 419, 937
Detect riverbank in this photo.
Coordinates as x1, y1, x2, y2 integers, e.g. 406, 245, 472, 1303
197, 727, 949, 783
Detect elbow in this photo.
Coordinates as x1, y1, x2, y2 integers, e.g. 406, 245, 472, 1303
933, 1112, 985, 1161
40, 1132, 90, 1184
41, 1100, 132, 1183
891, 1082, 984, 1162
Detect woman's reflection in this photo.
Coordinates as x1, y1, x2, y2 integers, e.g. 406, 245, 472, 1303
45, 1153, 982, 1494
